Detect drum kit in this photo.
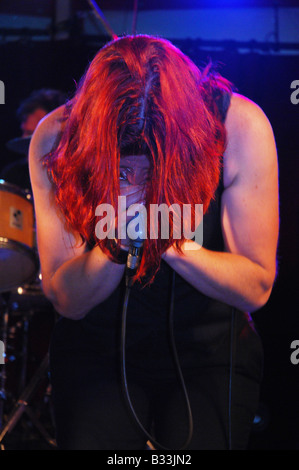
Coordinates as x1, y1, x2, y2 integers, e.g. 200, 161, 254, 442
0, 136, 56, 449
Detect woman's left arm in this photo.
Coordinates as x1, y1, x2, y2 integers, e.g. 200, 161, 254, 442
163, 93, 279, 313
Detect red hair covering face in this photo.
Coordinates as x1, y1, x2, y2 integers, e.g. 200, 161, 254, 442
44, 34, 232, 282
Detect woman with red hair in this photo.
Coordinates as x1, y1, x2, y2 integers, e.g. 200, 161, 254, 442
29, 35, 279, 450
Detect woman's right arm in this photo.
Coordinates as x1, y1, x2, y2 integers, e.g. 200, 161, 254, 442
29, 107, 126, 320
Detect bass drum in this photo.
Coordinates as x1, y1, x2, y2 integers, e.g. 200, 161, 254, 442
0, 180, 39, 293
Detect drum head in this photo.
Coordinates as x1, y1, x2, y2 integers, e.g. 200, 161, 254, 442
0, 239, 39, 293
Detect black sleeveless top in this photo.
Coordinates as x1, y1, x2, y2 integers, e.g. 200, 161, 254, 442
51, 90, 263, 384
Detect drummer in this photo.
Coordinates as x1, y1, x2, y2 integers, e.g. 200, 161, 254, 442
0, 89, 67, 191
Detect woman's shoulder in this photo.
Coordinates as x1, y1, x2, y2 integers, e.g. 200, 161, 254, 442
223, 92, 277, 188
224, 92, 275, 156
29, 104, 67, 162
225, 92, 273, 130
28, 104, 67, 189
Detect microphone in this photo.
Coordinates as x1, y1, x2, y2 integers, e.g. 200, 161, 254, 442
126, 239, 144, 286
125, 209, 146, 287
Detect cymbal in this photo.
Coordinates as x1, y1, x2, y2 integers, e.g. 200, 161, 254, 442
6, 136, 31, 155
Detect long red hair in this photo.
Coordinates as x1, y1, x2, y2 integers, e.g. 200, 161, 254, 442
44, 35, 232, 282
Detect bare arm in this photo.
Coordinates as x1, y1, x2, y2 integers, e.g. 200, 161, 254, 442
29, 107, 125, 320
163, 93, 279, 312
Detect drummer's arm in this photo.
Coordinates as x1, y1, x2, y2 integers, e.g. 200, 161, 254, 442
29, 108, 125, 320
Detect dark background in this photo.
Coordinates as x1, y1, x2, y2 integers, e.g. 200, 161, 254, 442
0, 1, 298, 450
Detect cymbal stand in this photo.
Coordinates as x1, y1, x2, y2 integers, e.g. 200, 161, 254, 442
0, 352, 56, 449
18, 311, 30, 395
0, 295, 10, 432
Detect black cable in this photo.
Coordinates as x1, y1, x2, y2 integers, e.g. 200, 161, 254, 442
228, 307, 236, 450
167, 269, 194, 447
132, 0, 139, 36
86, 0, 118, 40
120, 269, 194, 450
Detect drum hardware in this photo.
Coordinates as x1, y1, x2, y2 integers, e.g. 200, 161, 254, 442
0, 180, 56, 448
2, 307, 30, 397
0, 291, 56, 450
0, 294, 10, 432
0, 352, 56, 449
13, 311, 30, 396
0, 180, 39, 293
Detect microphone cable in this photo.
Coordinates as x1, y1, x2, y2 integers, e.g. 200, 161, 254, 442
120, 261, 194, 450
228, 307, 236, 450
120, 238, 235, 450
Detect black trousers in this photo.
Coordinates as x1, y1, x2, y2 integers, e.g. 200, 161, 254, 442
49, 346, 260, 450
